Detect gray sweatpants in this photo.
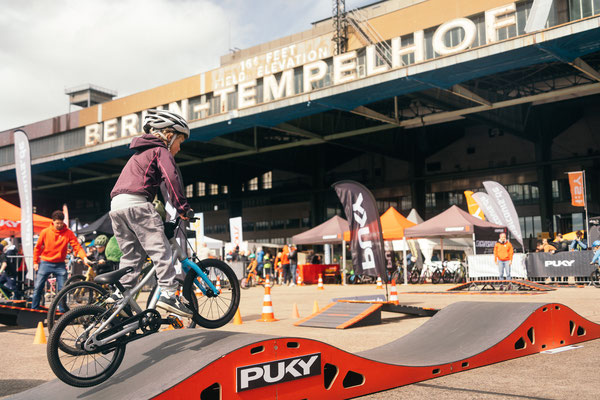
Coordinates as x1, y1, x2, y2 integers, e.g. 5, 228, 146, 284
109, 202, 176, 291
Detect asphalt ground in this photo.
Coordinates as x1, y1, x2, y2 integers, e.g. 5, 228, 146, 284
1, 282, 599, 399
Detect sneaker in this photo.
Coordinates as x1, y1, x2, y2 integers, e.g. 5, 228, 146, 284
290, 283, 296, 287
157, 293, 193, 318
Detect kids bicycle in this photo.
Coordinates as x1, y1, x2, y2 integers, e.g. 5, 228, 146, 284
46, 216, 240, 387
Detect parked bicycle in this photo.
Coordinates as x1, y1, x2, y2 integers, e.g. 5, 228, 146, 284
47, 216, 240, 387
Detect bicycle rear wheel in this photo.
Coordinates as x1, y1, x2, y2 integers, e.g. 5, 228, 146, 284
409, 269, 421, 284
47, 281, 109, 332
590, 269, 600, 288
431, 270, 441, 284
47, 305, 126, 387
182, 259, 240, 329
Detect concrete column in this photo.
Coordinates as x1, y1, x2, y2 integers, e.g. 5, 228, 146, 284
535, 129, 554, 235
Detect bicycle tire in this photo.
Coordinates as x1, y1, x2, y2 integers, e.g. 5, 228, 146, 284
431, 270, 442, 284
65, 275, 86, 286
590, 270, 600, 288
47, 305, 126, 387
409, 270, 421, 284
443, 271, 455, 283
391, 270, 403, 284
182, 259, 240, 329
47, 281, 109, 332
454, 266, 466, 283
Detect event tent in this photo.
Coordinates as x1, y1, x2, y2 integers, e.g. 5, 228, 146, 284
292, 215, 349, 245
343, 207, 415, 241
405, 205, 506, 260
77, 213, 113, 236
404, 205, 505, 239
407, 208, 424, 225
0, 197, 53, 235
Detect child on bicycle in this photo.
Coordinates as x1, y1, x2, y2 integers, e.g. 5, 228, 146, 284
109, 109, 193, 317
590, 240, 600, 266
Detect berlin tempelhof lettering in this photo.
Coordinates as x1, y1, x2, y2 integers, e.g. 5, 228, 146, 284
85, 2, 543, 146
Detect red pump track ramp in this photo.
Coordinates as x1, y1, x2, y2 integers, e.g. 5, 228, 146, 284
8, 301, 600, 399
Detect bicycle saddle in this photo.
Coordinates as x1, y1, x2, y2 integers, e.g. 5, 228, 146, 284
94, 267, 134, 285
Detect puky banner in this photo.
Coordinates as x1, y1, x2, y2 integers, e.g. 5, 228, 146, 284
567, 171, 585, 207
229, 216, 243, 249
526, 251, 595, 277
482, 181, 524, 249
333, 180, 387, 281
14, 130, 34, 280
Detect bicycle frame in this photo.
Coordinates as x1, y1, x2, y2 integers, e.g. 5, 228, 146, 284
83, 236, 221, 350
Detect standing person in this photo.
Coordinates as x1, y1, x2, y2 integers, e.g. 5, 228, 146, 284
280, 245, 291, 285
289, 245, 298, 286
541, 238, 556, 253
31, 210, 90, 310
569, 231, 587, 251
256, 247, 265, 277
0, 244, 17, 297
263, 253, 272, 279
553, 233, 568, 252
109, 109, 193, 317
494, 232, 514, 281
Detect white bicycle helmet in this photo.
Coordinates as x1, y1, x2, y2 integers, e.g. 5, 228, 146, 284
143, 109, 190, 148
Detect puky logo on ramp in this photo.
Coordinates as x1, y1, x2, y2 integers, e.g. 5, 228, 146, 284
544, 260, 575, 268
237, 353, 321, 392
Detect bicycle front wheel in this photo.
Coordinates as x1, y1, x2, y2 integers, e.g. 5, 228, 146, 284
182, 259, 240, 329
47, 305, 126, 387
47, 281, 109, 332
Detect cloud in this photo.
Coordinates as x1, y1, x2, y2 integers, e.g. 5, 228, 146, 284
0, 0, 372, 132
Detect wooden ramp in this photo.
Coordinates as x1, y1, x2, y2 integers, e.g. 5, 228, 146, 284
294, 302, 382, 329
448, 279, 555, 292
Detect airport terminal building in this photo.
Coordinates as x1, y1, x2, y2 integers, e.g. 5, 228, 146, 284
1, 0, 599, 248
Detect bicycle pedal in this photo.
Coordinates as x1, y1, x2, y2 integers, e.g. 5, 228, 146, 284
167, 315, 184, 329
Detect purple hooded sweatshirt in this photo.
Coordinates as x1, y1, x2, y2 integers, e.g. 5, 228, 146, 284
111, 134, 190, 215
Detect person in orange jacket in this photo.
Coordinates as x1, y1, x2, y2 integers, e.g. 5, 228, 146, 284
31, 210, 90, 309
493, 232, 514, 281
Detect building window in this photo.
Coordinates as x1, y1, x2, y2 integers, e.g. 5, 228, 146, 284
401, 196, 412, 210
222, 185, 228, 194
570, 0, 599, 20
185, 184, 193, 198
552, 180, 560, 200
262, 171, 272, 189
248, 177, 258, 191
209, 184, 219, 195
426, 193, 436, 208
197, 182, 206, 197
256, 221, 270, 231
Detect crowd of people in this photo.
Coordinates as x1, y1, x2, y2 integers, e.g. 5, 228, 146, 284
235, 244, 300, 286
535, 231, 588, 253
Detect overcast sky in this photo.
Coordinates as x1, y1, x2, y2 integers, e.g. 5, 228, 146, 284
0, 0, 372, 132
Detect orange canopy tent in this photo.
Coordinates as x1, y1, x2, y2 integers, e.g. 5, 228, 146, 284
0, 197, 53, 236
343, 207, 416, 241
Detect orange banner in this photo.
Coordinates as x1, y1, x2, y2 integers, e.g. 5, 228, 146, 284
568, 172, 585, 207
464, 191, 485, 220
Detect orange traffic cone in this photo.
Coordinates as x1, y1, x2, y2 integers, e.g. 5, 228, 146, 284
33, 322, 46, 344
257, 285, 279, 322
233, 308, 243, 325
291, 303, 300, 319
216, 275, 222, 292
297, 274, 303, 286
265, 275, 271, 288
312, 300, 320, 314
376, 276, 383, 289
317, 274, 324, 290
389, 279, 399, 305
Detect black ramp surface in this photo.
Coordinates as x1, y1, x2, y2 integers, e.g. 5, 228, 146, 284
297, 302, 381, 328
358, 302, 546, 366
9, 330, 275, 400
